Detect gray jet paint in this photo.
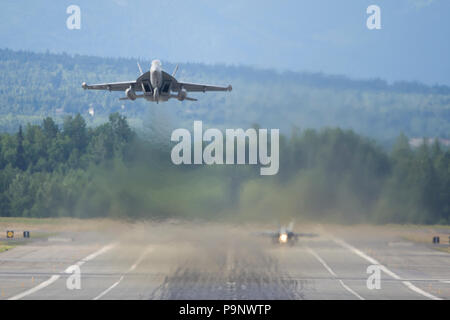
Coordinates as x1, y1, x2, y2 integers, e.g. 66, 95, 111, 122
82, 59, 232, 103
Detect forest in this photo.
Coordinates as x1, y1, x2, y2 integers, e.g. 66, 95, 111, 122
0, 113, 448, 224
1, 48, 450, 146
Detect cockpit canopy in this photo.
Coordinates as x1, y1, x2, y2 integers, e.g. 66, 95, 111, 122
151, 59, 162, 67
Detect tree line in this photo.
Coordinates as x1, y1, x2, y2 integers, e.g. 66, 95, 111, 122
0, 114, 448, 224
0, 113, 136, 217
1, 48, 450, 143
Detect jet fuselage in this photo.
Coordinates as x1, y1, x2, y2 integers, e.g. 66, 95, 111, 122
149, 59, 163, 102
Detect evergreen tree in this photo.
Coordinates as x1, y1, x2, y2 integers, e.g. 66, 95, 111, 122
42, 117, 58, 139
15, 126, 26, 170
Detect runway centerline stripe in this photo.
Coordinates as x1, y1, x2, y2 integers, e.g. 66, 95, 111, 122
330, 236, 442, 300
306, 246, 365, 300
8, 242, 118, 300
93, 246, 153, 300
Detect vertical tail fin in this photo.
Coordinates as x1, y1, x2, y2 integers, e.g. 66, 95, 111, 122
172, 64, 179, 77
137, 62, 143, 76
287, 220, 295, 232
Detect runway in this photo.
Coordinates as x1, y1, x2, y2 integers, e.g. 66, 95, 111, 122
0, 222, 448, 300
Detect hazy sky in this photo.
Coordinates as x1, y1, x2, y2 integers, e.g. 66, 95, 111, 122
1, 0, 449, 85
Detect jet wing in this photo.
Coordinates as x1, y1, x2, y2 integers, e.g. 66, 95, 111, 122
81, 81, 139, 92
293, 233, 318, 238
253, 231, 279, 238
174, 82, 232, 92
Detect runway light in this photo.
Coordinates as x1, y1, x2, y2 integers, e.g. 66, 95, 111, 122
279, 233, 288, 243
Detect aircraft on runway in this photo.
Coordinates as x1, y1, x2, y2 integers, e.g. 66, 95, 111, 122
258, 221, 317, 245
82, 59, 232, 103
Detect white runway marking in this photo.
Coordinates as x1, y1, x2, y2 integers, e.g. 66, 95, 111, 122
306, 246, 365, 300
8, 243, 117, 300
72, 243, 117, 268
8, 275, 61, 300
93, 246, 152, 300
330, 236, 442, 300
93, 276, 124, 300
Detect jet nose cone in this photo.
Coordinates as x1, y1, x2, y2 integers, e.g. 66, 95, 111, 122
227, 85, 232, 91
82, 82, 87, 89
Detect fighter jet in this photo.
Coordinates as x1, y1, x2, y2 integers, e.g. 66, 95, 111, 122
258, 221, 317, 245
81, 59, 232, 103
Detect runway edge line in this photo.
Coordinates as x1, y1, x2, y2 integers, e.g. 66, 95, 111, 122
327, 234, 442, 300
8, 242, 118, 300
